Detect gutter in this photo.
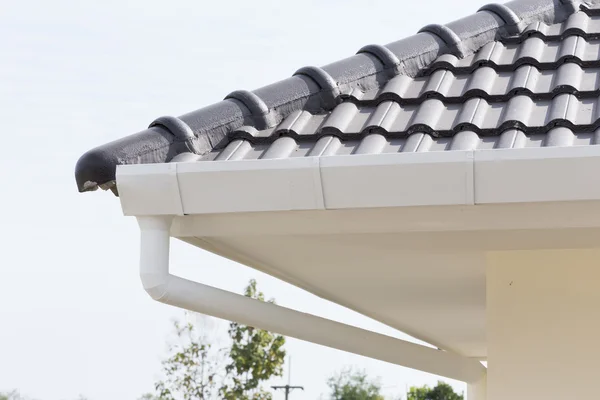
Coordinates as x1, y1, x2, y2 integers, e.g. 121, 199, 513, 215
117, 145, 600, 216
137, 215, 486, 383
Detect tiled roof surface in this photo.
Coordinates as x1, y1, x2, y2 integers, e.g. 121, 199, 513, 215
75, 0, 600, 192
187, 7, 600, 161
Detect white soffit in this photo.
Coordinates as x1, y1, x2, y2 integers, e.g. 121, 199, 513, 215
117, 146, 600, 216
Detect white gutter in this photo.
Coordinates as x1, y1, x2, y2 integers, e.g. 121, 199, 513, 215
137, 215, 486, 383
118, 146, 600, 216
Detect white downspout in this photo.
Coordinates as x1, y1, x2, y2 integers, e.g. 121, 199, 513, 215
138, 215, 486, 384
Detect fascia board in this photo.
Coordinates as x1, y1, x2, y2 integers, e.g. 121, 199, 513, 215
320, 151, 475, 209
117, 163, 183, 216
176, 157, 324, 214
474, 146, 600, 204
118, 146, 600, 217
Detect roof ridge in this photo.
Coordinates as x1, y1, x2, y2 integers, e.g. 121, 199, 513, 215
75, 0, 598, 193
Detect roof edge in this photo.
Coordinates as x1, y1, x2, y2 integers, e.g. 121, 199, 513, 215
75, 0, 595, 193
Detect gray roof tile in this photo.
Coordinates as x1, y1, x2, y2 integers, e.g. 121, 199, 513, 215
195, 127, 600, 161
223, 93, 600, 144
75, 0, 600, 193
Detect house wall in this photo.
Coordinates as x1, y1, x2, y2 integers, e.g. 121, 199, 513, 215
486, 249, 600, 400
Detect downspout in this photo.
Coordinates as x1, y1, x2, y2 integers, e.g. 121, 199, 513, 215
138, 215, 486, 384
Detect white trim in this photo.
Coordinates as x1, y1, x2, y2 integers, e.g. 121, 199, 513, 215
320, 150, 475, 208
117, 146, 600, 217
311, 156, 326, 210
474, 146, 600, 203
179, 157, 324, 214
117, 163, 184, 216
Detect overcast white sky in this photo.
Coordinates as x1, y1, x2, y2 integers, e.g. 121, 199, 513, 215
1, 1, 489, 399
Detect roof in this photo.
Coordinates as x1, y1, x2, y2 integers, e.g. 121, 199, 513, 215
75, 0, 600, 194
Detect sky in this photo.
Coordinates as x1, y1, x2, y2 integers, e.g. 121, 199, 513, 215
1, 0, 489, 398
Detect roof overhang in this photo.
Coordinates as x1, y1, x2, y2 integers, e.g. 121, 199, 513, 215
116, 146, 600, 357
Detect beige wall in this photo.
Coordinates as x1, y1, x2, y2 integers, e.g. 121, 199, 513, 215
486, 249, 600, 400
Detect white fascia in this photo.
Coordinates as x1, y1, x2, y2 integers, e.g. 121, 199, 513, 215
118, 146, 600, 216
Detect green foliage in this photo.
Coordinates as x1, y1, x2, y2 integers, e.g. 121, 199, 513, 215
0, 391, 86, 400
219, 280, 286, 400
152, 279, 286, 400
152, 319, 223, 400
0, 391, 31, 400
407, 381, 463, 400
0, 392, 86, 400
326, 368, 384, 400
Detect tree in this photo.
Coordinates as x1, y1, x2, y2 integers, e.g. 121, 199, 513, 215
0, 391, 34, 400
219, 280, 286, 400
0, 391, 85, 400
0, 392, 23, 400
326, 368, 384, 400
148, 279, 286, 400
407, 381, 463, 400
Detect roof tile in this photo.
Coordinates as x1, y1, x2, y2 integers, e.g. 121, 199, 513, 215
75, 0, 600, 193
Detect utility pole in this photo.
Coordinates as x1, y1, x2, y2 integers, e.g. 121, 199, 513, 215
271, 356, 304, 400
